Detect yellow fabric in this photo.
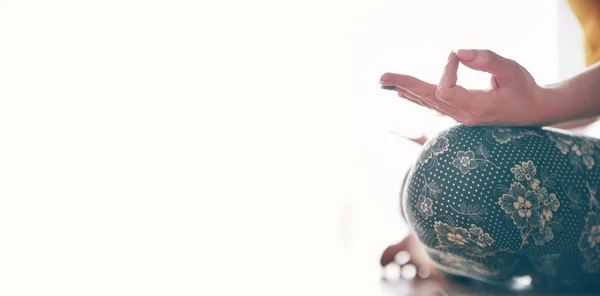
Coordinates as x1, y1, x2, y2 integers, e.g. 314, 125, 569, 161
568, 0, 600, 66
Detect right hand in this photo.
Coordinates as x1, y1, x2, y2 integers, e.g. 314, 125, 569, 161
380, 49, 559, 127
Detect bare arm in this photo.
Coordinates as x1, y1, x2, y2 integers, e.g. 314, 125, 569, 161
543, 60, 600, 126
380, 50, 600, 128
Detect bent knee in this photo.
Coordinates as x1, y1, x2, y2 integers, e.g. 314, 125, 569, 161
400, 124, 600, 281
402, 125, 546, 252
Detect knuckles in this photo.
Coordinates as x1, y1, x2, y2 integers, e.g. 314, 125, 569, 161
434, 86, 449, 101
434, 86, 457, 103
479, 49, 493, 65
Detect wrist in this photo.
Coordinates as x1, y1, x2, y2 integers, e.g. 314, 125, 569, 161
536, 82, 576, 126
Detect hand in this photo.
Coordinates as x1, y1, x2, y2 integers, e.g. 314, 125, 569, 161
379, 49, 553, 127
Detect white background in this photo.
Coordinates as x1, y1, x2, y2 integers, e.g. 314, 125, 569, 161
0, 0, 584, 295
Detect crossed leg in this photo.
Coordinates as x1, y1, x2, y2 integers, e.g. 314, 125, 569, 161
383, 125, 600, 292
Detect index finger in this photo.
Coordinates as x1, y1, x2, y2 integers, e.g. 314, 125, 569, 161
439, 52, 459, 89
380, 73, 437, 93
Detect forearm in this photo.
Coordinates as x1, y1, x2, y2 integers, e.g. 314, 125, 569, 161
543, 60, 600, 125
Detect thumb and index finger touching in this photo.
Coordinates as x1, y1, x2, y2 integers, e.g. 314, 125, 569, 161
379, 49, 518, 123
437, 49, 518, 102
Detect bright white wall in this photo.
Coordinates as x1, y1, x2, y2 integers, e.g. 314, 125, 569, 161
355, 2, 568, 294
0, 1, 582, 295
355, 0, 563, 247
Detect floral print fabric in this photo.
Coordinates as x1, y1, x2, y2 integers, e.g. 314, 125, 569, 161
402, 125, 600, 289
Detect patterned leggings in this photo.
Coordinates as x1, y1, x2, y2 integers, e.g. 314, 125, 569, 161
402, 125, 600, 291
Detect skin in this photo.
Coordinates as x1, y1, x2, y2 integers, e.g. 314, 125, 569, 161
379, 49, 600, 127
379, 49, 600, 282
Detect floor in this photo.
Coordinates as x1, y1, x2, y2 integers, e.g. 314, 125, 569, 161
380, 276, 600, 296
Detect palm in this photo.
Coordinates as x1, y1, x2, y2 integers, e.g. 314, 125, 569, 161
380, 50, 542, 127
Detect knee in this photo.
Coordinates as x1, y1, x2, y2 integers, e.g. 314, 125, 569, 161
400, 124, 584, 280
413, 124, 542, 170
401, 125, 488, 247
401, 125, 544, 250
408, 124, 546, 183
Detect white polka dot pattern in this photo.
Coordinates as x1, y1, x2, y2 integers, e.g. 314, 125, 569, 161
402, 125, 600, 288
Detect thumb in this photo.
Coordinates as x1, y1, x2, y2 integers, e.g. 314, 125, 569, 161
453, 49, 517, 78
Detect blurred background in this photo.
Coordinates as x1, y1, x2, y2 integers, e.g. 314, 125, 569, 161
352, 0, 585, 294
0, 0, 587, 295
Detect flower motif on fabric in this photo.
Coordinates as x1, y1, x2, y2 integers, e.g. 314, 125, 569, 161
435, 222, 470, 246
469, 224, 494, 248
582, 140, 596, 153
452, 150, 478, 174
451, 145, 498, 175
583, 155, 595, 170
449, 202, 488, 223
579, 211, 600, 273
488, 127, 539, 144
511, 160, 536, 181
497, 161, 560, 248
548, 133, 572, 154
418, 196, 433, 219
492, 128, 517, 144
510, 160, 540, 189
433, 219, 503, 258
535, 187, 560, 221
416, 177, 441, 220
498, 182, 542, 229
533, 226, 554, 246
418, 135, 449, 166
547, 133, 597, 171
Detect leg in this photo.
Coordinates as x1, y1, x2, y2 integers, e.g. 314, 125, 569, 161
402, 124, 600, 291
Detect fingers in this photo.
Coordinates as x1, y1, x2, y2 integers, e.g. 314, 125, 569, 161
380, 52, 495, 126
396, 88, 425, 106
379, 73, 437, 107
380, 73, 436, 93
380, 74, 448, 115
436, 52, 473, 104
490, 75, 500, 90
397, 89, 448, 116
400, 87, 462, 121
380, 73, 470, 123
434, 52, 502, 126
454, 49, 518, 78
439, 51, 459, 89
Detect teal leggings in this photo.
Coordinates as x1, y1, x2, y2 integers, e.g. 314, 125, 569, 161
402, 125, 600, 291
